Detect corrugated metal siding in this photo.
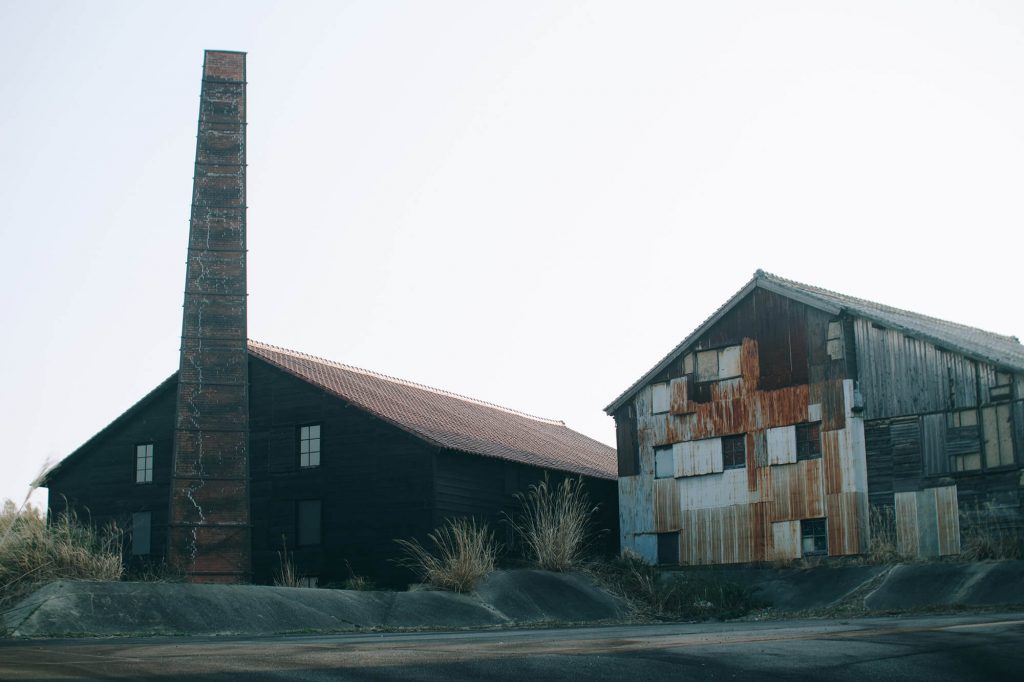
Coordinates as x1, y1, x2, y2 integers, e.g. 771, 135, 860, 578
767, 426, 796, 465
675, 438, 722, 477
934, 485, 961, 556
895, 491, 920, 557
679, 505, 756, 565
653, 478, 680, 532
770, 459, 825, 521
771, 520, 801, 560
895, 486, 961, 558
826, 492, 868, 555
853, 319, 980, 420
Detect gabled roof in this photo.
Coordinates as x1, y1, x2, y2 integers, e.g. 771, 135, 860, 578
250, 341, 617, 479
605, 270, 1024, 414
43, 342, 617, 487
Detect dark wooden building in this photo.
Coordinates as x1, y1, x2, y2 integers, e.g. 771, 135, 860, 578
40, 50, 617, 587
43, 341, 618, 586
606, 270, 1023, 565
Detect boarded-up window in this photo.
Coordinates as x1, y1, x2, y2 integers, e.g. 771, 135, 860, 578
297, 500, 321, 546
657, 532, 679, 565
796, 423, 822, 461
722, 434, 746, 470
800, 518, 827, 556
131, 511, 151, 555
675, 438, 723, 477
135, 443, 153, 484
299, 424, 321, 468
826, 321, 844, 360
696, 346, 742, 382
651, 383, 670, 414
981, 404, 1015, 468
947, 410, 982, 472
654, 445, 674, 479
767, 425, 797, 465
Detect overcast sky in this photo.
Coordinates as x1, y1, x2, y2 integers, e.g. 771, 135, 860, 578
2, 0, 1022, 509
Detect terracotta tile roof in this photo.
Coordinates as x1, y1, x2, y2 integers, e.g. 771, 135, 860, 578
248, 341, 617, 480
606, 270, 1024, 414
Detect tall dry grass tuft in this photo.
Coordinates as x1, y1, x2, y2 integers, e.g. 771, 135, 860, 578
394, 517, 498, 593
961, 501, 1024, 561
510, 475, 596, 571
274, 535, 306, 588
0, 500, 124, 607
867, 504, 901, 564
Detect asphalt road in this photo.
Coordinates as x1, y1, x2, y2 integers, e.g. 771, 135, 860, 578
2, 612, 1023, 681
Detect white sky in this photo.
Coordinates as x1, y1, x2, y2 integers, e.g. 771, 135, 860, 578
2, 1, 1023, 509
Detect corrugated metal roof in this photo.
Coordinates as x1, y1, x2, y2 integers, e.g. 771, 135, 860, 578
248, 341, 617, 480
606, 270, 1024, 414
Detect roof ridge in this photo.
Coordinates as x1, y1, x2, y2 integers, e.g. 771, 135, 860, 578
758, 270, 1020, 342
247, 339, 567, 427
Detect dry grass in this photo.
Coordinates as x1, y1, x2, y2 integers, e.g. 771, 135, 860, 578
0, 500, 124, 607
394, 517, 498, 593
867, 504, 901, 564
274, 535, 307, 588
961, 502, 1024, 561
510, 476, 596, 571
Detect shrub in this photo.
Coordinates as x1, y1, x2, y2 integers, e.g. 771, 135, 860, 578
594, 550, 763, 621
510, 475, 596, 571
394, 517, 498, 593
961, 502, 1024, 561
0, 500, 124, 607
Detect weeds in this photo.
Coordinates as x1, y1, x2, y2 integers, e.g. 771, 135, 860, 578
961, 502, 1024, 560
394, 517, 498, 593
0, 500, 124, 607
866, 504, 901, 564
592, 551, 763, 621
342, 560, 375, 591
509, 476, 596, 571
274, 535, 306, 588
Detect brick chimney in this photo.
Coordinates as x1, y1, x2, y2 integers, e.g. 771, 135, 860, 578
167, 50, 250, 582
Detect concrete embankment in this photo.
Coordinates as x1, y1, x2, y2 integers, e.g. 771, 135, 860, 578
3, 569, 626, 637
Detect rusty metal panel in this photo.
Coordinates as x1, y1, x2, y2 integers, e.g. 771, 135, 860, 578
740, 337, 760, 384
934, 485, 961, 556
767, 425, 796, 465
895, 491, 920, 557
710, 377, 744, 402
820, 379, 847, 431
821, 422, 868, 494
669, 376, 691, 414
770, 459, 824, 521
771, 520, 801, 560
654, 478, 681, 532
676, 438, 722, 477
678, 505, 754, 565
826, 492, 867, 556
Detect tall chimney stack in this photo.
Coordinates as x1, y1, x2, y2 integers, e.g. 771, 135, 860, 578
168, 50, 250, 582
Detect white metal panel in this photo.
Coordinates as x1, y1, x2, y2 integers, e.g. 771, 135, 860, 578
677, 468, 756, 509
651, 382, 670, 415
654, 447, 674, 479
808, 403, 822, 422
771, 520, 801, 560
767, 425, 797, 465
683, 352, 694, 374
696, 350, 719, 382
719, 345, 742, 379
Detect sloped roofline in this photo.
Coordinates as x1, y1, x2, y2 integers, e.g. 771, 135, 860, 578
604, 269, 1024, 415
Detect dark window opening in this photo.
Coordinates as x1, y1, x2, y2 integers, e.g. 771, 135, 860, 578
801, 518, 827, 556
131, 511, 152, 555
135, 443, 153, 483
299, 424, 321, 468
796, 423, 822, 461
657, 532, 679, 565
722, 434, 746, 470
297, 500, 321, 546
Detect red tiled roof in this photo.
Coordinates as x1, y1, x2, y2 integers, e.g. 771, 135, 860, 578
248, 341, 617, 480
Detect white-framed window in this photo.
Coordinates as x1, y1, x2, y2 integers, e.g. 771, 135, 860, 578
299, 424, 321, 468
135, 443, 153, 483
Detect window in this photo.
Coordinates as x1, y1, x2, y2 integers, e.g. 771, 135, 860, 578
801, 518, 827, 556
796, 423, 821, 461
657, 532, 679, 565
299, 424, 321, 468
297, 500, 321, 546
131, 511, 152, 555
722, 434, 746, 470
654, 445, 675, 479
135, 443, 153, 483
695, 345, 741, 382
947, 410, 982, 472
651, 383, 670, 414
